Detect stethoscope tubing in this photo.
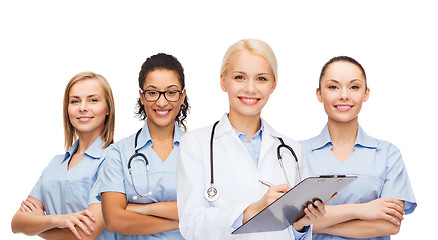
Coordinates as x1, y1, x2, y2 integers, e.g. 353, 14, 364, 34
205, 120, 300, 202
128, 128, 152, 200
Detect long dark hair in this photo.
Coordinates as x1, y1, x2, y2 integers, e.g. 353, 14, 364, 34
135, 53, 190, 130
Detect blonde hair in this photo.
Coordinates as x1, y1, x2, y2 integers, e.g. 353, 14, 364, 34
63, 71, 115, 150
220, 39, 278, 81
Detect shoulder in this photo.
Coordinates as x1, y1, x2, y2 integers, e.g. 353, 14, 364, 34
181, 125, 212, 143
263, 120, 302, 151
298, 139, 312, 153
45, 153, 67, 167
358, 127, 400, 153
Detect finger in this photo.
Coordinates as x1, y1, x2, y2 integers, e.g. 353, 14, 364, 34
67, 224, 83, 240
72, 218, 92, 236
383, 214, 401, 226
304, 206, 316, 220
21, 202, 32, 212
386, 207, 404, 221
81, 209, 96, 222
26, 197, 38, 206
313, 200, 326, 215
76, 214, 95, 232
387, 202, 405, 216
23, 200, 37, 211
271, 184, 290, 193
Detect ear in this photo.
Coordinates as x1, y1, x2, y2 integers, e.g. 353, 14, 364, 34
139, 89, 146, 105
220, 74, 227, 92
181, 89, 187, 102
316, 88, 323, 103
270, 80, 277, 94
363, 87, 370, 102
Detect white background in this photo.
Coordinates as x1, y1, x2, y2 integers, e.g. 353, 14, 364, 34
1, 1, 436, 239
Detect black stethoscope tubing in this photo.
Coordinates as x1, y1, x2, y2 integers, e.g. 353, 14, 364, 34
205, 120, 300, 202
128, 128, 152, 200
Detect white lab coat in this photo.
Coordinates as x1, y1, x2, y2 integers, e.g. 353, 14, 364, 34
176, 114, 310, 240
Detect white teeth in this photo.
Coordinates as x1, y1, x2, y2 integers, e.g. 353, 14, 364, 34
336, 106, 351, 109
156, 110, 169, 115
242, 98, 257, 103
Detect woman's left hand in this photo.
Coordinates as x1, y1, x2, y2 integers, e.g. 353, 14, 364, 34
293, 200, 326, 232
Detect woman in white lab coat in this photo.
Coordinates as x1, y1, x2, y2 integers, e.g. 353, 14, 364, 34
176, 39, 326, 240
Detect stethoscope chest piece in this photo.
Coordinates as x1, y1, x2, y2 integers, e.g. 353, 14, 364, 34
204, 185, 219, 202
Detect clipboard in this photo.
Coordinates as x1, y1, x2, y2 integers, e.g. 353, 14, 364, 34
232, 175, 357, 234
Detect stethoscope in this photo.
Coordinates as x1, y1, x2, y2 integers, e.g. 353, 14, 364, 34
128, 128, 152, 200
204, 121, 301, 202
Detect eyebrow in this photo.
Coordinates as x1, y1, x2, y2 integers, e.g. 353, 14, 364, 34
327, 79, 362, 84
144, 84, 180, 89
232, 71, 270, 75
69, 94, 102, 99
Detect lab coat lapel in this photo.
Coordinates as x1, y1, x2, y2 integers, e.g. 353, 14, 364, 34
214, 114, 247, 149
259, 119, 280, 167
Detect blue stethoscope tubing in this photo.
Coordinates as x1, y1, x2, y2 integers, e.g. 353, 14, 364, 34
204, 121, 301, 202
128, 128, 152, 200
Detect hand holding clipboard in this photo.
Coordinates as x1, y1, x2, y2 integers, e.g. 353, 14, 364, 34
233, 175, 357, 234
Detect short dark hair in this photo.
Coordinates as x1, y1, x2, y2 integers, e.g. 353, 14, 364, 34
319, 56, 367, 89
135, 53, 190, 130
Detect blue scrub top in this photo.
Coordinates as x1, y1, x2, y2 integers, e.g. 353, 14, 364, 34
30, 136, 115, 240
300, 125, 417, 240
97, 121, 184, 240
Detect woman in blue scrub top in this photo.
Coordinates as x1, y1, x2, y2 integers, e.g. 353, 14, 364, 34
97, 53, 189, 240
11, 72, 116, 240
300, 56, 417, 239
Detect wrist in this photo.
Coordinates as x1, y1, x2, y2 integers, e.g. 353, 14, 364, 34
143, 203, 151, 215
243, 202, 261, 223
352, 203, 364, 220
47, 214, 58, 229
293, 222, 305, 232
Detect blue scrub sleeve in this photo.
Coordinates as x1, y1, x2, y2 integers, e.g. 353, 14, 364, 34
88, 161, 105, 205
231, 212, 244, 229
29, 174, 44, 201
293, 225, 311, 239
380, 143, 417, 214
96, 146, 127, 198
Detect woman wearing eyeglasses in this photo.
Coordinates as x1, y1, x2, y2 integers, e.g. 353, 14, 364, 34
11, 72, 116, 240
97, 53, 188, 240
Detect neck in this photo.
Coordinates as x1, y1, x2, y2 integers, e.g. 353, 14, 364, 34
147, 119, 175, 141
228, 110, 261, 141
76, 131, 101, 154
327, 117, 358, 147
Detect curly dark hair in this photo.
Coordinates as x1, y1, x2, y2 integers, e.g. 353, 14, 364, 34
135, 53, 190, 131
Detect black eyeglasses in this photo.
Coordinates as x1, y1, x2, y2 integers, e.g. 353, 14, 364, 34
141, 89, 183, 102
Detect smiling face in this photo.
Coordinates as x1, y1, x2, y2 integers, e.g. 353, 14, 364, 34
68, 79, 109, 138
221, 50, 276, 120
140, 69, 186, 130
317, 61, 370, 124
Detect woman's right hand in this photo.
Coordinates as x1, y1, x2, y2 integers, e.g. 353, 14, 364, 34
243, 184, 290, 223
356, 198, 405, 225
50, 210, 96, 239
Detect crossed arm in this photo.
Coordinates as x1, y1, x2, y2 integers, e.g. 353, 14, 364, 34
312, 198, 405, 238
101, 191, 179, 235
11, 196, 105, 240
